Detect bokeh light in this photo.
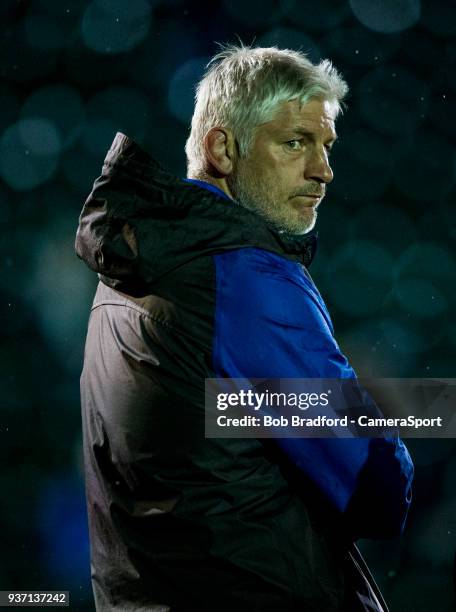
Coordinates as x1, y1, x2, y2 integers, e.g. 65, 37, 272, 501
145, 115, 189, 175
82, 85, 152, 154
349, 203, 418, 255
441, 197, 456, 242
222, 0, 283, 27
64, 37, 130, 86
21, 85, 85, 151
324, 239, 394, 316
394, 242, 455, 287
0, 119, 60, 190
408, 496, 456, 567
393, 242, 455, 322
280, 0, 350, 31
81, 0, 152, 55
168, 58, 209, 124
393, 129, 454, 202
393, 278, 448, 318
342, 126, 396, 169
339, 320, 421, 376
358, 65, 429, 135
322, 26, 400, 66
29, 219, 97, 374
128, 20, 197, 93
19, 118, 61, 156
61, 145, 102, 193
3, 25, 57, 82
379, 317, 427, 355
349, 0, 420, 33
81, 118, 118, 157
330, 152, 391, 201
257, 27, 321, 63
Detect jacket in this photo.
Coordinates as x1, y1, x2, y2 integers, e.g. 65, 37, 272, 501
76, 132, 414, 611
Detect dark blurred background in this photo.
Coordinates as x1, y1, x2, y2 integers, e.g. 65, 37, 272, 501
1, 0, 455, 610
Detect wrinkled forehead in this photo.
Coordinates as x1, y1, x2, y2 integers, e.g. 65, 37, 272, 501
278, 97, 336, 126
260, 98, 337, 135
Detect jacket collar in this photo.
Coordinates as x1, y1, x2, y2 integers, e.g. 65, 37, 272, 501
271, 229, 318, 268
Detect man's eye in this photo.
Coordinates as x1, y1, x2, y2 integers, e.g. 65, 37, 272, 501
325, 144, 334, 156
286, 140, 302, 150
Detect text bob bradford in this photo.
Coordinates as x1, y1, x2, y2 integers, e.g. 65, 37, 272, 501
216, 414, 443, 429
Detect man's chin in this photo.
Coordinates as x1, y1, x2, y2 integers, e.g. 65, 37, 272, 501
284, 210, 317, 235
267, 216, 317, 235
233, 189, 317, 235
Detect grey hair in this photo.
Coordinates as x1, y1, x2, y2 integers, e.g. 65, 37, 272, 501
185, 43, 349, 177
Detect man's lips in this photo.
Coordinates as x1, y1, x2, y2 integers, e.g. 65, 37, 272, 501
292, 194, 323, 203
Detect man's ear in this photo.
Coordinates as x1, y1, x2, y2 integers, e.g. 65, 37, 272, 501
203, 127, 236, 177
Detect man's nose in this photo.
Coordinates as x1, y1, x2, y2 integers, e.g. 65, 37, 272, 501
305, 149, 334, 184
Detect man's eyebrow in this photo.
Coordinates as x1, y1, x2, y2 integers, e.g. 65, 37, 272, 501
287, 127, 338, 142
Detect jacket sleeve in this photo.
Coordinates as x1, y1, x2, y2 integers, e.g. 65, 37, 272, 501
212, 247, 414, 539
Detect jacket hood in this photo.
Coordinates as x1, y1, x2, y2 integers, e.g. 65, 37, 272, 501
75, 132, 318, 289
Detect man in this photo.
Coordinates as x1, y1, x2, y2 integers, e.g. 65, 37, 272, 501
76, 45, 414, 611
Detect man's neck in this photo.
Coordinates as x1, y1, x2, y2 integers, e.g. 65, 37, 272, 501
184, 177, 233, 202
187, 174, 235, 201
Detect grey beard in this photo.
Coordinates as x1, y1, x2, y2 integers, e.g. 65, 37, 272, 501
228, 172, 314, 236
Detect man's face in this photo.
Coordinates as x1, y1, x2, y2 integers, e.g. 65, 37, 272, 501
228, 98, 337, 234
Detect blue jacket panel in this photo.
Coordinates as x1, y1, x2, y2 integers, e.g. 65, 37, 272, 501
213, 247, 414, 538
